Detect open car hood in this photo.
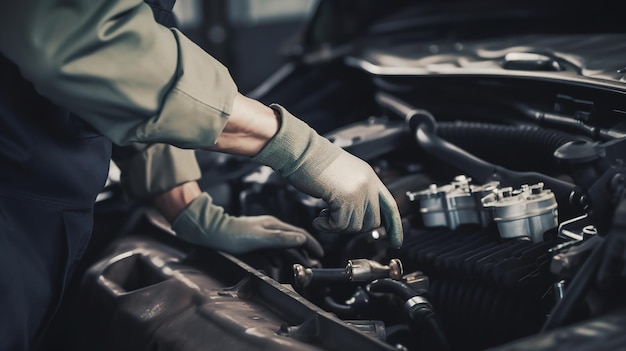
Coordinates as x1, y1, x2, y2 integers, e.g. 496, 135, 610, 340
297, 0, 626, 91
346, 34, 626, 91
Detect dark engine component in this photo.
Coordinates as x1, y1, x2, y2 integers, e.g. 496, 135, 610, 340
68, 234, 399, 351
224, 99, 575, 351
60, 95, 626, 351
399, 225, 556, 351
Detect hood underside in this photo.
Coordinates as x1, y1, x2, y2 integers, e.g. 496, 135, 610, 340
346, 34, 626, 92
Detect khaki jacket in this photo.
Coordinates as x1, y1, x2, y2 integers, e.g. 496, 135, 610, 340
115, 143, 201, 199
0, 0, 238, 149
1, 0, 241, 198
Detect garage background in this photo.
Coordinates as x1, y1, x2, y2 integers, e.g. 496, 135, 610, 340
173, 0, 317, 94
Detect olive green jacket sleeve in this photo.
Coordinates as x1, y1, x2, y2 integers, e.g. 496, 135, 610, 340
0, 0, 237, 149
113, 143, 201, 200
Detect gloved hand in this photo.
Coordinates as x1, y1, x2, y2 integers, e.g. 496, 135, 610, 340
251, 104, 403, 248
147, 192, 324, 256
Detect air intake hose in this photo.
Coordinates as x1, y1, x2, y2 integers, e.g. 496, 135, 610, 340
374, 91, 582, 218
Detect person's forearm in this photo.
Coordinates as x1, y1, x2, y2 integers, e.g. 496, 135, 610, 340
113, 143, 203, 200
207, 93, 280, 156
153, 181, 202, 222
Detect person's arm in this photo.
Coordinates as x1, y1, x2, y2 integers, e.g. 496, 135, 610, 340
113, 143, 203, 200
1, 0, 403, 247
1, 0, 236, 149
205, 93, 279, 155
250, 105, 404, 248
113, 143, 322, 255
1, 0, 278, 154
205, 94, 405, 248
152, 180, 202, 222
152, 180, 324, 256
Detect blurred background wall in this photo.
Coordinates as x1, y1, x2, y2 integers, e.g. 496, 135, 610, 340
173, 0, 317, 93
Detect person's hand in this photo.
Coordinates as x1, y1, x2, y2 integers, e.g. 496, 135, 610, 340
147, 192, 323, 256
251, 104, 403, 248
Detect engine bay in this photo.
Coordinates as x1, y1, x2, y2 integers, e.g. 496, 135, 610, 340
63, 78, 626, 350
49, 3, 626, 350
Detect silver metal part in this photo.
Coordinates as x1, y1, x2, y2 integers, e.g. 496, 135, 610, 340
554, 280, 566, 302
348, 258, 403, 282
582, 225, 597, 236
481, 182, 558, 242
403, 271, 430, 292
292, 264, 313, 287
557, 214, 589, 242
407, 175, 499, 229
404, 296, 430, 315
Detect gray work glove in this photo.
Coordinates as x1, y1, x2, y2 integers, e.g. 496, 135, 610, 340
251, 104, 403, 248
148, 192, 323, 256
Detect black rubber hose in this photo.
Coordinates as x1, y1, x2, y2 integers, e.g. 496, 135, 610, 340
438, 122, 576, 151
369, 278, 419, 301
422, 312, 451, 351
322, 296, 354, 315
305, 268, 350, 284
541, 235, 605, 331
375, 92, 581, 218
516, 104, 626, 141
414, 126, 577, 205
370, 279, 450, 351
436, 121, 578, 166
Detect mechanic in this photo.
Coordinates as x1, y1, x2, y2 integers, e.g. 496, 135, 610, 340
0, 0, 402, 350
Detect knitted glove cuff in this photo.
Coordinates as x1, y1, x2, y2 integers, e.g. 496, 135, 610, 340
171, 192, 227, 244
250, 104, 341, 177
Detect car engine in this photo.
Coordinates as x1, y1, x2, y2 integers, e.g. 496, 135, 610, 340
49, 2, 626, 351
